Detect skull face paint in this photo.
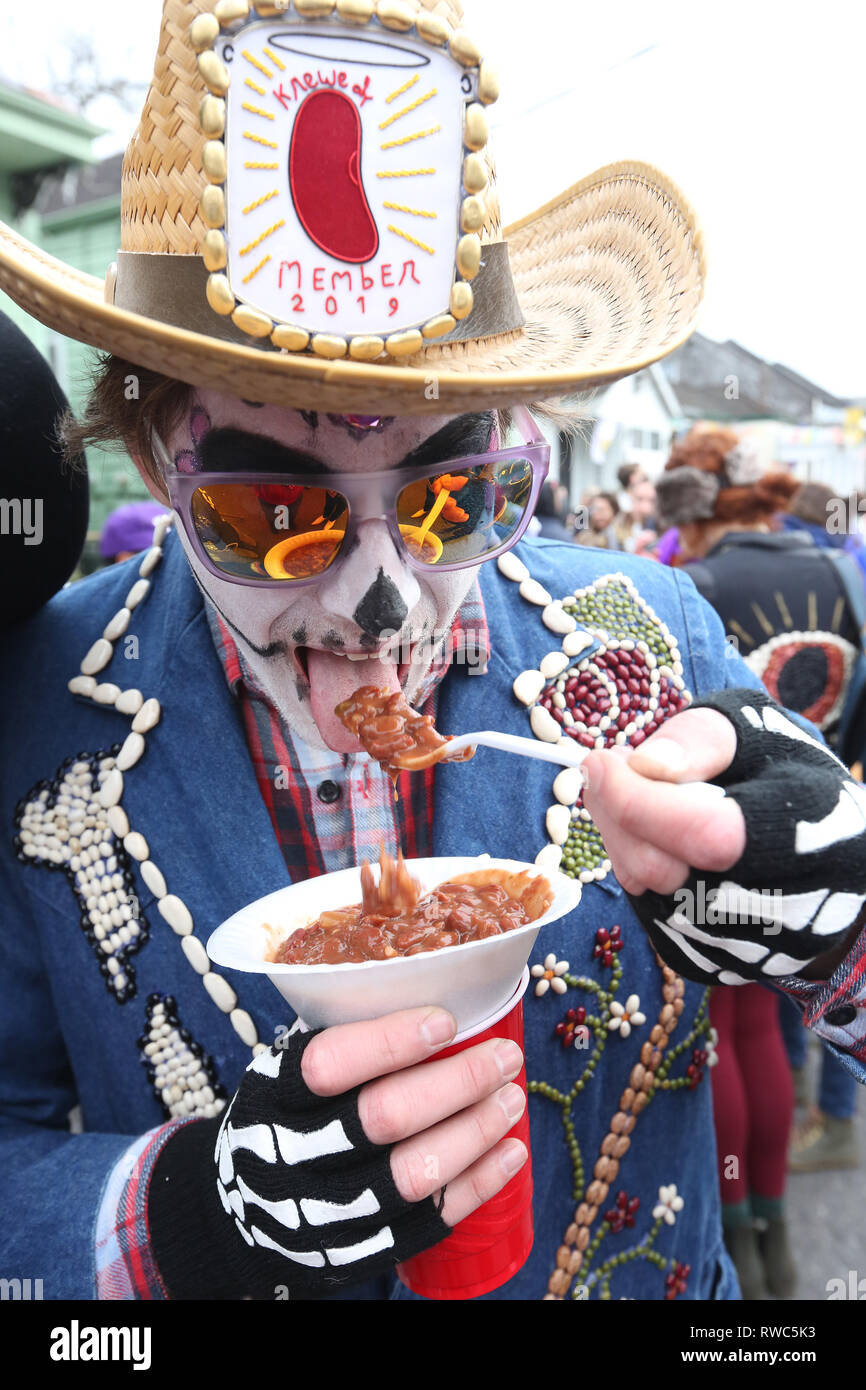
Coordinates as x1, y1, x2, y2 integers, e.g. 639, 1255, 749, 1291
161, 390, 489, 752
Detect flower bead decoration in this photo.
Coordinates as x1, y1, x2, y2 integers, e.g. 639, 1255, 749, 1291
531, 953, 569, 996
593, 924, 623, 967
498, 561, 712, 1297
665, 1261, 691, 1299
653, 1184, 685, 1226
604, 1191, 640, 1234
608, 995, 646, 1039
553, 1005, 587, 1049
686, 1047, 709, 1089
533, 960, 701, 1300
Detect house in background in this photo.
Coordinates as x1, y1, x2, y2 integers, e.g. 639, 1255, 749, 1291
661, 334, 865, 497
0, 81, 150, 559
560, 332, 865, 507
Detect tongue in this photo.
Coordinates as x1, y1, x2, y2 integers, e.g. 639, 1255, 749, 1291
307, 647, 401, 753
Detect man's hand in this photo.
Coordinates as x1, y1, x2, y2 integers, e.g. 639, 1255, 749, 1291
303, 1006, 527, 1225
148, 1006, 527, 1299
580, 689, 866, 987
582, 708, 745, 896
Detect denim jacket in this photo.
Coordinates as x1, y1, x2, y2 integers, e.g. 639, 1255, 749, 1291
1, 531, 860, 1300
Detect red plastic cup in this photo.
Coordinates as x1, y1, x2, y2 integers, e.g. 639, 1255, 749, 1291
397, 968, 533, 1300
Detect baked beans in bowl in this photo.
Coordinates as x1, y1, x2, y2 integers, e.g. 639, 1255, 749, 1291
274, 849, 555, 966
207, 854, 583, 1033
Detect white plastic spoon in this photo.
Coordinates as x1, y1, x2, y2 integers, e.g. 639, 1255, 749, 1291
442, 730, 590, 769
440, 730, 727, 798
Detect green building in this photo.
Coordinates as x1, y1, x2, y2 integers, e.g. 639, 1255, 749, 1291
0, 80, 152, 560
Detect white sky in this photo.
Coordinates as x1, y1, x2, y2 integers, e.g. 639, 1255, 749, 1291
4, 0, 864, 396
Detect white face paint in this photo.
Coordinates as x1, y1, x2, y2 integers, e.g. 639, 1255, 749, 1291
160, 390, 487, 751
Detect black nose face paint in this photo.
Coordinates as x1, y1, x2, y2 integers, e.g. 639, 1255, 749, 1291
353, 568, 409, 638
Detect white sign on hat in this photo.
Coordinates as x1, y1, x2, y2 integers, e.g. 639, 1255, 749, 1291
197, 7, 493, 360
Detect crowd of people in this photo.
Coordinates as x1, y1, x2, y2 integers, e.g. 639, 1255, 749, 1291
535, 462, 661, 555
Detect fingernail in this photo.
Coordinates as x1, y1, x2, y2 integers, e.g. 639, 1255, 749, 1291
634, 738, 688, 774
419, 1009, 457, 1046
580, 756, 596, 796
494, 1040, 523, 1080
498, 1083, 526, 1123
686, 781, 728, 804
501, 1140, 528, 1175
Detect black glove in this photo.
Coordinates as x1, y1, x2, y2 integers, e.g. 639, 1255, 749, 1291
148, 1029, 449, 1299
627, 688, 866, 985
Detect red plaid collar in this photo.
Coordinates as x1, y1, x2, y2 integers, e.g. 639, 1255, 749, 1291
205, 583, 489, 884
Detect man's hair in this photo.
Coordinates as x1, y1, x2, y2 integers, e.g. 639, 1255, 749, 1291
60, 353, 585, 481
60, 355, 192, 489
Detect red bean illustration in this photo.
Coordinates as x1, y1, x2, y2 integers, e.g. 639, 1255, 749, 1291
289, 89, 379, 265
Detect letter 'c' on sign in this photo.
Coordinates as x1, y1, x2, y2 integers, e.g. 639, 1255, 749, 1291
290, 90, 379, 264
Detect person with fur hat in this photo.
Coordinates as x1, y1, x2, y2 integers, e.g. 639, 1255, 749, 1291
1, 0, 866, 1306
656, 428, 866, 761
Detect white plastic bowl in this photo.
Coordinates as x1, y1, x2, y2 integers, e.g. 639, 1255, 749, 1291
207, 855, 582, 1033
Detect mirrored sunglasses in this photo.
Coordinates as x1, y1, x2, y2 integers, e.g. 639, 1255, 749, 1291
156, 409, 550, 587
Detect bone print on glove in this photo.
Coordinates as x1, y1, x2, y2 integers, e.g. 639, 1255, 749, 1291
147, 1030, 449, 1300
627, 688, 866, 986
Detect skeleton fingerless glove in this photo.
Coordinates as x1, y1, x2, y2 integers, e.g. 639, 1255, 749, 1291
627, 688, 866, 986
148, 1029, 449, 1299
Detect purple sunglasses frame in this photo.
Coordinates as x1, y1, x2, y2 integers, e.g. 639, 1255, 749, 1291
156, 406, 550, 588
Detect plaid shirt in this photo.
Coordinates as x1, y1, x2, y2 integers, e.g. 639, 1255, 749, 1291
95, 1123, 186, 1300
779, 933, 866, 1065
95, 588, 489, 1299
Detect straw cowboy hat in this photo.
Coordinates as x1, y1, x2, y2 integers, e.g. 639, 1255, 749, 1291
0, 0, 707, 415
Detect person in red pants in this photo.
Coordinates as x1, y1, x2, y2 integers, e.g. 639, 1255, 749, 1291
709, 987, 795, 1298
652, 424, 866, 1299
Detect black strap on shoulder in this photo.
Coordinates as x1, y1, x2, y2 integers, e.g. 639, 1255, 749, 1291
822, 549, 866, 655
819, 549, 866, 767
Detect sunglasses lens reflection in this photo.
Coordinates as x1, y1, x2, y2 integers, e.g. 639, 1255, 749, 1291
184, 456, 538, 582
396, 458, 534, 565
190, 483, 349, 580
